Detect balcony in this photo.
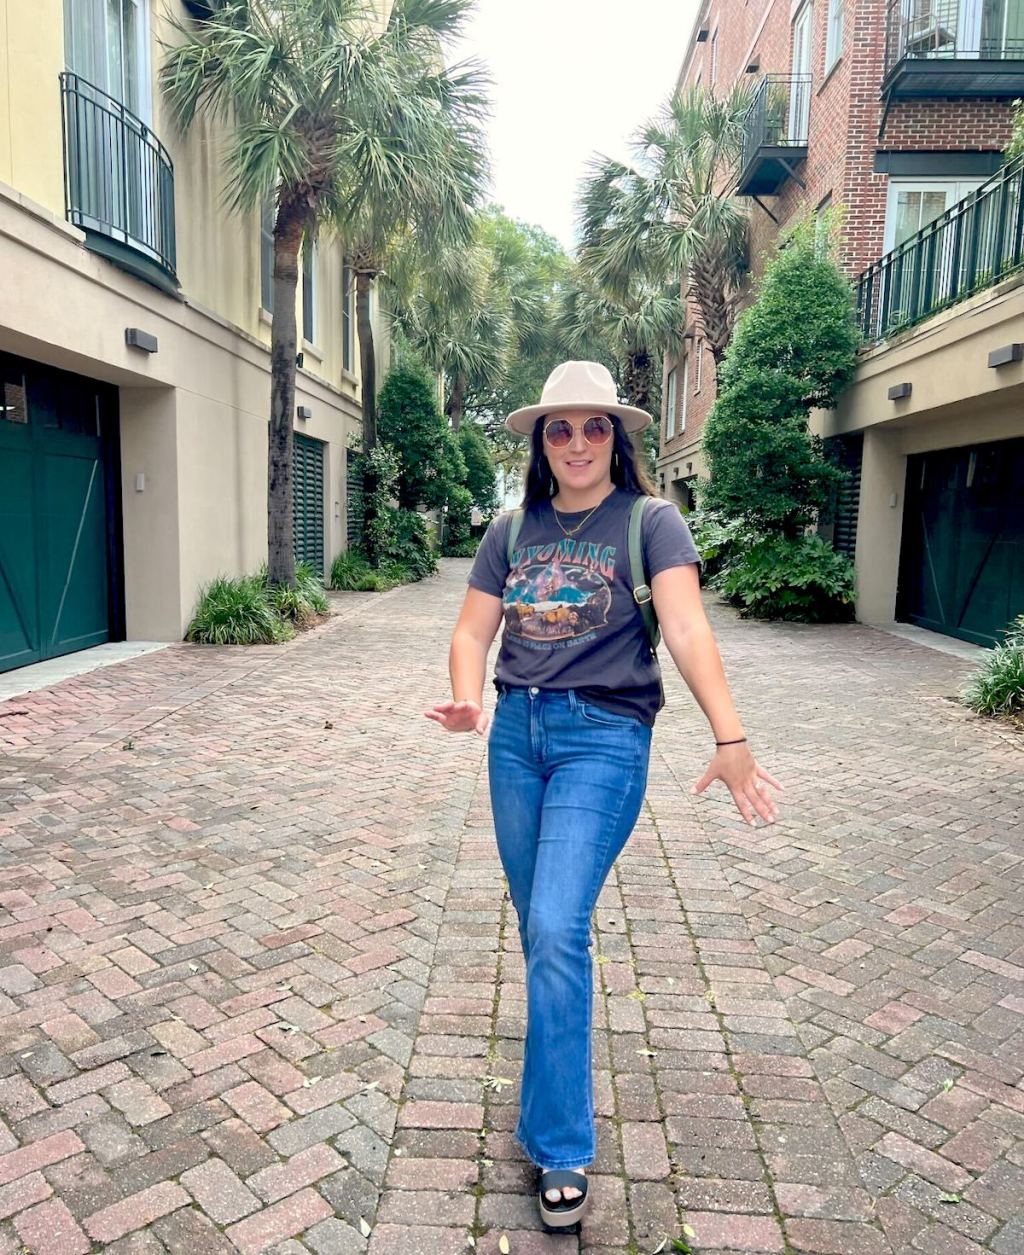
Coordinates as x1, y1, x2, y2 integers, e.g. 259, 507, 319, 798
883, 0, 1024, 99
855, 154, 1024, 342
60, 72, 178, 294
736, 74, 811, 200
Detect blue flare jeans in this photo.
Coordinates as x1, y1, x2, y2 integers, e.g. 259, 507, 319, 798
486, 685, 652, 1169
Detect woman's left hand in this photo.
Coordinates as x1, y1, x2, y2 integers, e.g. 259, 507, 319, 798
691, 744, 783, 827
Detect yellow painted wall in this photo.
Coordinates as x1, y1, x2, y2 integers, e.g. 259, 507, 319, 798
0, 0, 374, 402
0, 0, 65, 212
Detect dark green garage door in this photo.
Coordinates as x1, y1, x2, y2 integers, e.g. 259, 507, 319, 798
0, 354, 122, 674
293, 431, 325, 574
898, 437, 1024, 647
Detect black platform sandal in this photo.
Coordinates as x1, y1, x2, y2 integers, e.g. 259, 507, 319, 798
537, 1169, 589, 1234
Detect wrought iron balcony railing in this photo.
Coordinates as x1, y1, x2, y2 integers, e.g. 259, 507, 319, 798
854, 154, 1024, 343
737, 74, 811, 198
883, 0, 1024, 97
60, 71, 177, 287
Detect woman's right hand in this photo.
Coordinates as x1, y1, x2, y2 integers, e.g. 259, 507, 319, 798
423, 699, 490, 736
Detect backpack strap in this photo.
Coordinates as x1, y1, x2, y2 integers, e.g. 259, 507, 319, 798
628, 496, 668, 653
505, 508, 524, 569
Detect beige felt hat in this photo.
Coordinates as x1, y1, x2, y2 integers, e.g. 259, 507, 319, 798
505, 360, 653, 436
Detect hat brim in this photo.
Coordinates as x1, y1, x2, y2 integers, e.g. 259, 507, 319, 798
505, 400, 653, 437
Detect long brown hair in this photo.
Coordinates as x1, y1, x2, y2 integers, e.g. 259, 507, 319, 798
521, 415, 658, 509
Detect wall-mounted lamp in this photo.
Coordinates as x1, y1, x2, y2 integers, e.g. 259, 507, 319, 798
296, 405, 312, 421
988, 343, 1023, 368
696, 27, 710, 42
125, 328, 158, 353
296, 352, 304, 369
887, 382, 912, 400
746, 59, 760, 73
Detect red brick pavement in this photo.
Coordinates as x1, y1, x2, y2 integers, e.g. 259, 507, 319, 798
0, 565, 1020, 1253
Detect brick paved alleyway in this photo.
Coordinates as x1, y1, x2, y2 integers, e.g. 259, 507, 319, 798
0, 562, 1020, 1255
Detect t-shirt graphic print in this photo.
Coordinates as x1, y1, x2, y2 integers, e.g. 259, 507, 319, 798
468, 488, 701, 726
504, 539, 616, 647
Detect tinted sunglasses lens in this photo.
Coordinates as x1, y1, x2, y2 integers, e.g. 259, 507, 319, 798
545, 420, 573, 447
585, 417, 613, 444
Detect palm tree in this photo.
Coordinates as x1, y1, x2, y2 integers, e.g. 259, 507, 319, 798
577, 85, 751, 369
556, 265, 686, 417
339, 5, 488, 450
386, 232, 511, 430
161, 0, 487, 586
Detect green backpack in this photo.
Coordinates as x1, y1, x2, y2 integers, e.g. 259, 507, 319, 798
504, 496, 666, 652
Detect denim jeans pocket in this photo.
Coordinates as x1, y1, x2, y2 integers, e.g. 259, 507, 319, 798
576, 698, 638, 728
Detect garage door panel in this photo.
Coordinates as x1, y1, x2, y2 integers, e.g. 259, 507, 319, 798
899, 438, 1024, 647
0, 430, 40, 671
0, 353, 118, 675
39, 448, 110, 658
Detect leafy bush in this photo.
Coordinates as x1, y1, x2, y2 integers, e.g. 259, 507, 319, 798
444, 538, 480, 558
294, 561, 330, 613
186, 575, 295, 645
458, 422, 498, 517
363, 445, 401, 568
686, 507, 748, 582
441, 484, 474, 555
702, 217, 859, 536
377, 364, 467, 511
719, 534, 856, 623
391, 509, 438, 580
329, 548, 428, 592
961, 616, 1024, 717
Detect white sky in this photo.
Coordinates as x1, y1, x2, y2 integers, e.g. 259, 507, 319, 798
451, 0, 700, 253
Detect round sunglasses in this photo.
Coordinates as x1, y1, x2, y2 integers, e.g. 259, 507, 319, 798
542, 415, 614, 448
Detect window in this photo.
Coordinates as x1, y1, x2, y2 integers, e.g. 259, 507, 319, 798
825, 0, 844, 71
695, 339, 704, 393
884, 178, 983, 252
815, 193, 833, 256
260, 197, 274, 314
64, 0, 149, 117
680, 354, 690, 433
665, 368, 678, 438
710, 29, 719, 84
302, 240, 316, 344
342, 261, 354, 373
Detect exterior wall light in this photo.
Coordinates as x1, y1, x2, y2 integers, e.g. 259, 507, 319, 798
887, 382, 912, 400
296, 405, 312, 420
125, 328, 158, 353
988, 343, 1023, 368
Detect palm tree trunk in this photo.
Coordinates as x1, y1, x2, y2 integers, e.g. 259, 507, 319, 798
622, 349, 654, 413
446, 372, 467, 431
691, 247, 734, 365
356, 270, 376, 452
268, 206, 307, 589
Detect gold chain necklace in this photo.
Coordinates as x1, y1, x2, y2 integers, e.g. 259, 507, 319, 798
551, 497, 605, 539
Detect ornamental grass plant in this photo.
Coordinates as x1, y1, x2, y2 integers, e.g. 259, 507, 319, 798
961, 616, 1024, 719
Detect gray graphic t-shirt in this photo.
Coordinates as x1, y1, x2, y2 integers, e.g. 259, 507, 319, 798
467, 489, 701, 726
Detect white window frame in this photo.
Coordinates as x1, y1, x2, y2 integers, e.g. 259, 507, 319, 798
710, 29, 719, 83
342, 260, 355, 374
665, 367, 678, 439
680, 353, 690, 433
302, 240, 317, 346
883, 178, 984, 253
260, 197, 275, 315
694, 338, 704, 393
825, 0, 844, 71
64, 0, 152, 121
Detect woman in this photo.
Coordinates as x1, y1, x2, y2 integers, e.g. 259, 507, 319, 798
425, 361, 782, 1233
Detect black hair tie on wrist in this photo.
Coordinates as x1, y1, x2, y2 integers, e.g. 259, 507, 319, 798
715, 737, 748, 747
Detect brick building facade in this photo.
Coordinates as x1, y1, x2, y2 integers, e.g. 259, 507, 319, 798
658, 0, 1024, 647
